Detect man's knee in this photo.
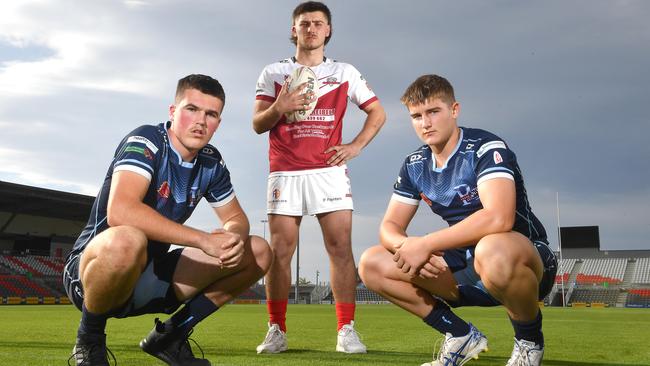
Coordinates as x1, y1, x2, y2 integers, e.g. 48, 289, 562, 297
249, 235, 273, 274
358, 245, 388, 289
96, 226, 148, 270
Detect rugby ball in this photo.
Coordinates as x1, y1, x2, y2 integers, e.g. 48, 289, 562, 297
285, 66, 319, 123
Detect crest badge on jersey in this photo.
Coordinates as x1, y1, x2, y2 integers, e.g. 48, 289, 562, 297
493, 151, 503, 164
157, 181, 170, 199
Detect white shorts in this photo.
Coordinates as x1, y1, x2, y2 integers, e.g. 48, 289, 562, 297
266, 166, 354, 216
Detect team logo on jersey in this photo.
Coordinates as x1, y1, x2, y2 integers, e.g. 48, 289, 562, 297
272, 188, 281, 200
409, 154, 424, 163
453, 184, 479, 206
321, 76, 339, 86
202, 147, 214, 155
419, 193, 433, 206
493, 151, 503, 164
157, 181, 170, 199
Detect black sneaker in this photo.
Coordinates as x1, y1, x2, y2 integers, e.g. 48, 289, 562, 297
68, 334, 116, 366
139, 318, 211, 366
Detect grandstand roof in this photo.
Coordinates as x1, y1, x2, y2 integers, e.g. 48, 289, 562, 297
0, 181, 94, 222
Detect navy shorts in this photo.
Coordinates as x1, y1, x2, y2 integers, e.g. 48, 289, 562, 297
444, 239, 557, 307
62, 247, 184, 318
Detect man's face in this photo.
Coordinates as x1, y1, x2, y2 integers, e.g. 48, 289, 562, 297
407, 97, 459, 150
168, 88, 223, 160
292, 11, 330, 51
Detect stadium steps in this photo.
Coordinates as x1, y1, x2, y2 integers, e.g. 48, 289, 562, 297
565, 260, 583, 303
622, 259, 637, 288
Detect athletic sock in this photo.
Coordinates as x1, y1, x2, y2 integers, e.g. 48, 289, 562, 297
510, 310, 544, 347
164, 293, 219, 336
422, 300, 470, 337
335, 302, 355, 331
77, 303, 108, 340
267, 299, 288, 332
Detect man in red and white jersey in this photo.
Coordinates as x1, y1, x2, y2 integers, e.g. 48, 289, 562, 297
252, 1, 386, 355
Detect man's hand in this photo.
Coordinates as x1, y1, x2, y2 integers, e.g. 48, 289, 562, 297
199, 229, 245, 268
393, 236, 435, 277
275, 79, 315, 119
324, 142, 362, 166
417, 253, 448, 279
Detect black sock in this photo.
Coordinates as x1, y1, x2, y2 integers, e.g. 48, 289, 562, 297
510, 310, 544, 347
164, 294, 219, 335
78, 304, 108, 340
422, 300, 470, 337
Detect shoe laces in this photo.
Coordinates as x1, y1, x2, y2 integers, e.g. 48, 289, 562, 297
262, 324, 285, 345
432, 335, 451, 364
175, 329, 206, 361
506, 339, 537, 366
68, 342, 117, 366
339, 324, 364, 345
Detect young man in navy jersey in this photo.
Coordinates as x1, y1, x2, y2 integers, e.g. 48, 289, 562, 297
358, 74, 557, 366
63, 74, 272, 366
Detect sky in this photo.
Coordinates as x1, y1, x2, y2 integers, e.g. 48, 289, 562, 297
1, 1, 649, 285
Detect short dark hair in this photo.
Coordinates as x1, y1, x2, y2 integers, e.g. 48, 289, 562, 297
175, 74, 225, 105
401, 74, 456, 107
290, 1, 332, 46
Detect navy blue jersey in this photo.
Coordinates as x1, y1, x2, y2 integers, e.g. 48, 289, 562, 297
392, 127, 547, 242
71, 122, 235, 259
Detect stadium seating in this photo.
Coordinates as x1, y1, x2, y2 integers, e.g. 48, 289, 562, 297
576, 258, 626, 285
570, 288, 619, 306
631, 258, 650, 284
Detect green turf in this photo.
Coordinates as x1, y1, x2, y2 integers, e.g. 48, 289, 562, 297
0, 304, 648, 365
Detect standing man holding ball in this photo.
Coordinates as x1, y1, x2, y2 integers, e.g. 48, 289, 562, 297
252, 1, 386, 355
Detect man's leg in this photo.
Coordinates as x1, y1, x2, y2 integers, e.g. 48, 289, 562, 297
473, 232, 546, 365
316, 211, 356, 325
71, 226, 148, 365
141, 235, 272, 365
317, 210, 368, 353
359, 245, 488, 365
256, 214, 300, 353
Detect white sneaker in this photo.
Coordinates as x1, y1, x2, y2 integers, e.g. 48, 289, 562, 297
506, 338, 544, 366
256, 323, 288, 354
421, 323, 488, 366
336, 321, 367, 353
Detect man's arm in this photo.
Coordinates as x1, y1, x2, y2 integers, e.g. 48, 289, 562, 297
379, 198, 419, 254
394, 177, 516, 275
107, 171, 237, 260
253, 81, 311, 134
324, 100, 386, 166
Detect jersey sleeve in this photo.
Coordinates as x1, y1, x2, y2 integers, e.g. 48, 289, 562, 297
255, 66, 277, 103
112, 126, 162, 181
345, 64, 378, 110
391, 159, 421, 206
204, 157, 236, 208
474, 138, 516, 186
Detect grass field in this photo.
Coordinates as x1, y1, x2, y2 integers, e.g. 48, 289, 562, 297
0, 304, 649, 365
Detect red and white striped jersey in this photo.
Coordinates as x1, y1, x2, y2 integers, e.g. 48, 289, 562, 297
256, 57, 378, 172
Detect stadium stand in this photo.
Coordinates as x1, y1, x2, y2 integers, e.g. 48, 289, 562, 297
631, 258, 650, 284
576, 258, 626, 285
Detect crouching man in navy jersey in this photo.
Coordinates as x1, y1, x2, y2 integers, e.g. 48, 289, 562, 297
359, 74, 557, 366
64, 74, 272, 366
